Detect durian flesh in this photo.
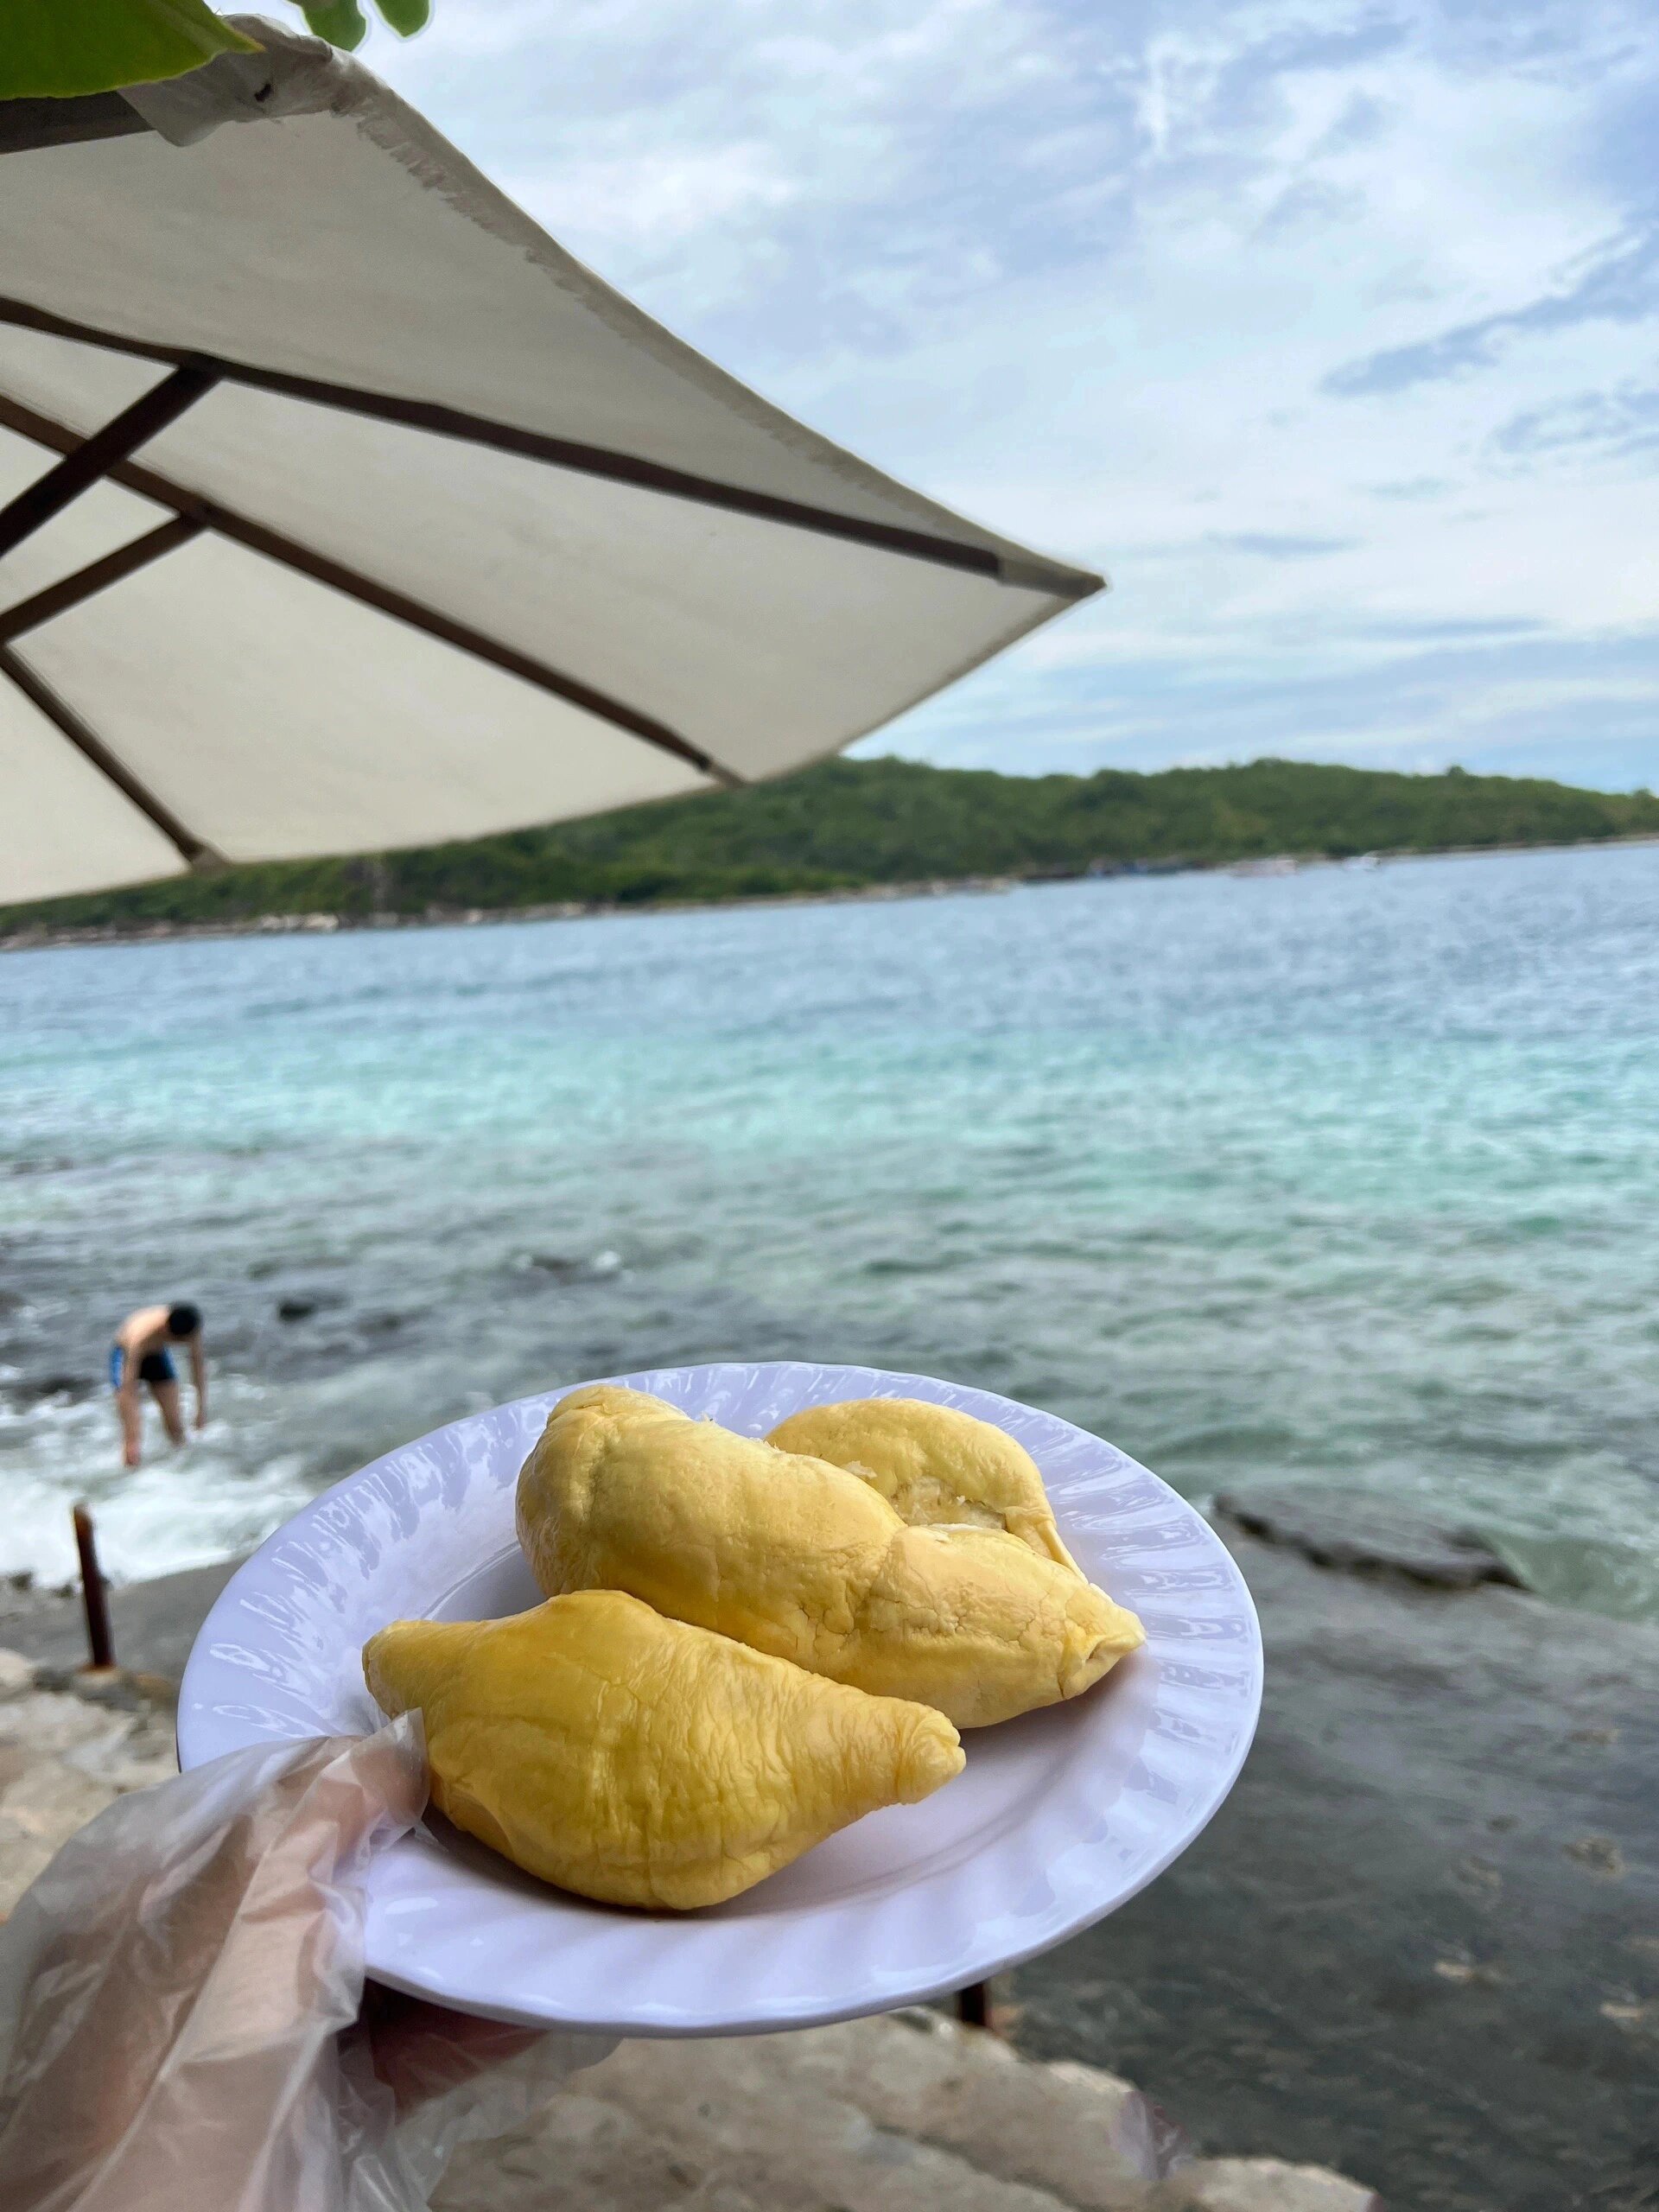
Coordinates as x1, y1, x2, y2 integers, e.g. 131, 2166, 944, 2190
517, 1387, 1145, 1729
767, 1395, 1081, 1572
363, 1589, 963, 1910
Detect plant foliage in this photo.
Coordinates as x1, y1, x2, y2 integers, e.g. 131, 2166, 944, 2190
0, 0, 260, 100
0, 0, 429, 99
6, 757, 1657, 936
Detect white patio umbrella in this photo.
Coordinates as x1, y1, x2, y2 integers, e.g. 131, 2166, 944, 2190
0, 21, 1101, 908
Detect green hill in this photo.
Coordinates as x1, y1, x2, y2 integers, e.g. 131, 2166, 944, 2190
6, 755, 1657, 934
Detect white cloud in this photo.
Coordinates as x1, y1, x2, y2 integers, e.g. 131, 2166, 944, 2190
364, 0, 1659, 787
493, 142, 798, 249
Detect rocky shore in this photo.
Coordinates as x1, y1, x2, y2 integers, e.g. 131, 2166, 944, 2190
8, 831, 1658, 959
434, 2005, 1375, 2212
0, 874, 1027, 957
5, 1512, 1656, 2211
0, 1650, 1369, 2212
1012, 1516, 1658, 2212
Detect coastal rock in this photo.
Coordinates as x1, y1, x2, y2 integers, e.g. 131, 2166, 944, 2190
1211, 1487, 1521, 1589
437, 2018, 1381, 2212
8, 1536, 1654, 2208
612, 2009, 1173, 2203
0, 1637, 1377, 2212
1, 1757, 117, 1843
0, 1654, 177, 1917
276, 1289, 347, 1321
1151, 2159, 1381, 2211
439, 2013, 1173, 2212
842, 2009, 1179, 2202
0, 1828, 58, 1920
10, 1372, 91, 1405
0, 1684, 130, 1758
6, 1538, 1656, 2210
0, 1558, 243, 1682
1014, 1529, 1659, 2212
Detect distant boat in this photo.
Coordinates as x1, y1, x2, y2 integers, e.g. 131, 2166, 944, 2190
1344, 853, 1382, 871
1227, 855, 1298, 878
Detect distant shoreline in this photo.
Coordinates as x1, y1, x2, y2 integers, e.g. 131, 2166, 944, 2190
5, 830, 1657, 957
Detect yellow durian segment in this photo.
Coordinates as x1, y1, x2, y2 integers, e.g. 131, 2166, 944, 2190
363, 1589, 963, 1910
767, 1396, 1081, 1572
517, 1387, 1145, 1728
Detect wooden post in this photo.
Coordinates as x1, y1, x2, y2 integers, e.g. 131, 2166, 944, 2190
72, 1503, 115, 1670
957, 1980, 995, 2031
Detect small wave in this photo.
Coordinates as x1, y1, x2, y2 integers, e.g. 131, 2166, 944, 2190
507, 1249, 623, 1281
0, 1383, 314, 1586
1478, 1529, 1659, 1628
0, 1445, 312, 1589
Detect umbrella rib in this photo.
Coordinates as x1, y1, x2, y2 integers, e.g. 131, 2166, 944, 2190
0, 362, 215, 562
0, 515, 203, 641
0, 645, 220, 868
0, 293, 1100, 596
0, 92, 152, 159
0, 392, 740, 789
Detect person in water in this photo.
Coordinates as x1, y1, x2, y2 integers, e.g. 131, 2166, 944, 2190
110, 1302, 207, 1469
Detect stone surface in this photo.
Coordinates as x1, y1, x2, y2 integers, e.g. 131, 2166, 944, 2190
0, 1653, 178, 1917
0, 1754, 118, 1839
0, 1643, 1373, 2212
560, 2012, 1163, 2208
28, 1522, 1659, 2209
436, 2014, 1365, 2212
0, 1685, 124, 1757
1211, 1488, 1519, 1590
836, 2010, 1179, 2202
0, 1557, 242, 1682
1011, 1529, 1659, 2212
1153, 2158, 1382, 2211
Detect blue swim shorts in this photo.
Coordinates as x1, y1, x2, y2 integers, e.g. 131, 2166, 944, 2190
110, 1344, 178, 1389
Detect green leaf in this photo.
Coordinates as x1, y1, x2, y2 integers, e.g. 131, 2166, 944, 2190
0, 0, 261, 100
373, 0, 430, 35
300, 0, 369, 48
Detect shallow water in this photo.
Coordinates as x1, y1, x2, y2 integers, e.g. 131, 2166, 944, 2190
3, 844, 1656, 1618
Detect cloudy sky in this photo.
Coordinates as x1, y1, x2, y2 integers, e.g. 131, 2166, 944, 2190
364, 0, 1658, 788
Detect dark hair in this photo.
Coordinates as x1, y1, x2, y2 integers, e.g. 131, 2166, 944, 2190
167, 1302, 201, 1338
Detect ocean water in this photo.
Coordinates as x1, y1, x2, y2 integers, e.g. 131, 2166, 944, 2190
3, 843, 1656, 1620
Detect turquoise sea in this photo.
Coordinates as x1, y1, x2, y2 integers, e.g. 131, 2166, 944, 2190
3, 842, 1656, 1620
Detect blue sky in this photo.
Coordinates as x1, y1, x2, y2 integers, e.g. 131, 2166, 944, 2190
368, 0, 1659, 788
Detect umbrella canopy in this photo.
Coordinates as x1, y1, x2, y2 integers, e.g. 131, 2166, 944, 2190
0, 20, 1101, 909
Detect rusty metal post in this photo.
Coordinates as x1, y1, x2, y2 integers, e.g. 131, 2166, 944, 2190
72, 1503, 115, 1670
957, 1980, 995, 2031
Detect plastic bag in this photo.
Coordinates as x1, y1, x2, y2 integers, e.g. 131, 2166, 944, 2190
0, 1721, 614, 2211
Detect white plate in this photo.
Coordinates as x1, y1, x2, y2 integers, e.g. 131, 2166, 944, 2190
178, 1363, 1261, 2037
